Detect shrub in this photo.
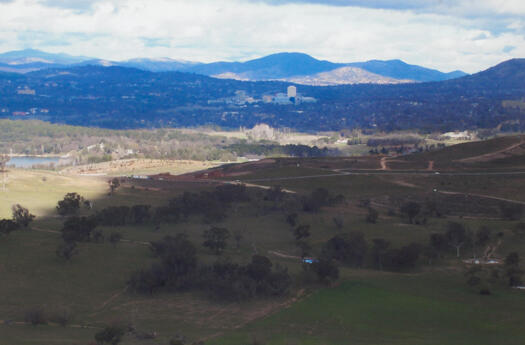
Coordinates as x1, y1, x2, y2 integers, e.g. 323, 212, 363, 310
24, 307, 47, 326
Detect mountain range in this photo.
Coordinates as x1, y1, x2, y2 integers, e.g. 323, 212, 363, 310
0, 49, 467, 85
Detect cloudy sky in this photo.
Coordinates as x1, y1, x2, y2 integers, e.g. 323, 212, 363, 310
0, 0, 524, 72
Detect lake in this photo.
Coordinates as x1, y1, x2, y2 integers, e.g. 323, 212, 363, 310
7, 156, 62, 168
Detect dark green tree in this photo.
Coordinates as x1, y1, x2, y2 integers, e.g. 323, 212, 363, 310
109, 232, 122, 248
312, 259, 339, 284
203, 227, 230, 255
400, 201, 421, 224
61, 216, 98, 243
56, 193, 83, 216
108, 177, 120, 195
56, 241, 78, 261
0, 219, 19, 237
366, 207, 379, 224
371, 238, 390, 270
293, 224, 311, 241
11, 204, 35, 228
94, 325, 125, 345
446, 222, 468, 258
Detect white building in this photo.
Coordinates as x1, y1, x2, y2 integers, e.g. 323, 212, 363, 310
287, 86, 297, 98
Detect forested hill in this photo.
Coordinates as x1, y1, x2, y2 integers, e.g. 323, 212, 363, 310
0, 59, 524, 132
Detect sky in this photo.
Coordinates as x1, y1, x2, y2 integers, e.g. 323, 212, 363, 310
0, 0, 524, 73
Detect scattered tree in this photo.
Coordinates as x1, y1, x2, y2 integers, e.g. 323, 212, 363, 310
61, 216, 98, 243
94, 325, 125, 345
499, 203, 523, 221
108, 177, 121, 195
56, 193, 84, 216
400, 201, 421, 224
333, 216, 344, 229
11, 204, 35, 228
203, 227, 230, 255
293, 224, 311, 241
233, 230, 243, 250
429, 233, 448, 259
366, 207, 379, 224
0, 219, 19, 237
286, 213, 298, 227
56, 241, 78, 261
504, 252, 524, 286
322, 232, 368, 268
312, 259, 339, 284
109, 232, 122, 248
371, 238, 390, 270
24, 307, 47, 326
446, 222, 468, 258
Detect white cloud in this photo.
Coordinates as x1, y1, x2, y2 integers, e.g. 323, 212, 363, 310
0, 0, 524, 72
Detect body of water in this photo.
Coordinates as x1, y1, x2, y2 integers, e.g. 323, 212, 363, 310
7, 156, 62, 168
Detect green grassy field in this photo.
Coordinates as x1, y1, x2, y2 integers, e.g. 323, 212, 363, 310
215, 271, 525, 345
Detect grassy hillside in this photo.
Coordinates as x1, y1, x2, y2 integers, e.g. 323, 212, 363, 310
1, 136, 525, 344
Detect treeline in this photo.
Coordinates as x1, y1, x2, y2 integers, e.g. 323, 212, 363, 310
228, 143, 339, 158
0, 119, 238, 161
128, 234, 291, 301
366, 136, 422, 147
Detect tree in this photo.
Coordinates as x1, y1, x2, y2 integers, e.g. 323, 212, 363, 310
56, 193, 83, 216
293, 224, 311, 241
513, 223, 525, 238
505, 252, 523, 287
11, 204, 35, 228
371, 238, 390, 270
129, 204, 151, 224
499, 203, 523, 221
400, 202, 421, 224
322, 232, 368, 267
312, 259, 339, 284
286, 213, 298, 227
233, 230, 243, 250
56, 241, 78, 261
203, 227, 230, 255
0, 219, 19, 237
366, 207, 379, 224
446, 222, 468, 258
506, 252, 520, 267
109, 232, 122, 248
333, 216, 344, 229
108, 177, 120, 195
247, 255, 273, 282
61, 216, 98, 243
429, 233, 448, 258
94, 325, 125, 345
384, 243, 421, 271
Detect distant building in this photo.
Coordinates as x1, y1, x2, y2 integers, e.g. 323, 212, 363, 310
287, 86, 297, 98
262, 95, 273, 103
274, 93, 292, 105
299, 96, 317, 103
17, 88, 36, 95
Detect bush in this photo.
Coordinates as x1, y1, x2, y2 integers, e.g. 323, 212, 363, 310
49, 308, 72, 327
56, 241, 78, 261
94, 325, 125, 345
24, 307, 47, 326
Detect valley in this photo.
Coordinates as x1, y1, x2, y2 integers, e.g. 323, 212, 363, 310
1, 135, 525, 344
